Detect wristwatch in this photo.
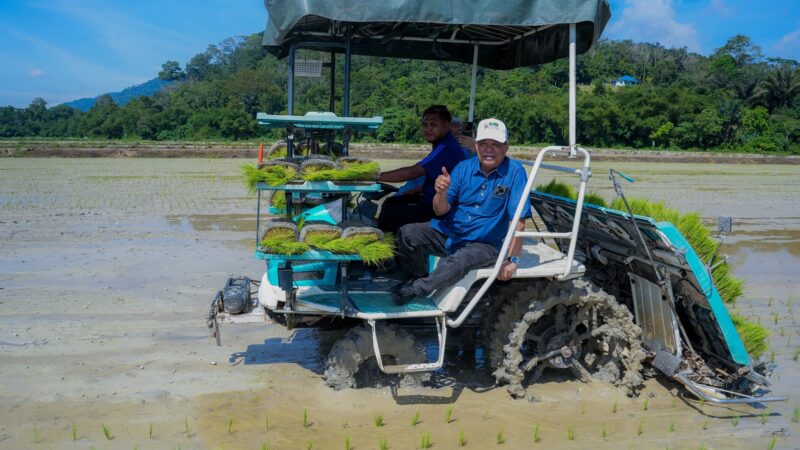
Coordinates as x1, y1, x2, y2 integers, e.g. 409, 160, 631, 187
506, 256, 520, 264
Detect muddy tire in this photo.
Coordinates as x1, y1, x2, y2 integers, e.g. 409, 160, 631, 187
492, 278, 645, 399
481, 280, 540, 370
324, 323, 429, 390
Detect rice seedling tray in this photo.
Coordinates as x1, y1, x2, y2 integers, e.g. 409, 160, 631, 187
255, 249, 364, 261
255, 181, 381, 192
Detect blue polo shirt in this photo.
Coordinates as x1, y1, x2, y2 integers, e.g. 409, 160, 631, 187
418, 131, 467, 203
432, 157, 532, 253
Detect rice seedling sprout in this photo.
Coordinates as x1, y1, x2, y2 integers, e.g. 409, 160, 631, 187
307, 440, 313, 450
33, 427, 41, 444
732, 415, 740, 426
567, 425, 575, 441
264, 414, 269, 432
668, 420, 676, 433
149, 423, 154, 439
601, 425, 608, 439
344, 436, 351, 450
411, 411, 421, 427
637, 419, 645, 436
102, 423, 113, 440
184, 417, 191, 436
612, 399, 618, 413
227, 417, 233, 434
72, 423, 78, 441
375, 414, 384, 427
642, 398, 649, 411
446, 405, 454, 424
760, 409, 770, 424
793, 347, 799, 361
768, 436, 777, 450
533, 424, 541, 443
420, 432, 432, 449
496, 429, 505, 444
303, 407, 309, 428
458, 427, 466, 446
379, 436, 389, 450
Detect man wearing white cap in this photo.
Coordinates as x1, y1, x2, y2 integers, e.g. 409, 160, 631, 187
393, 118, 531, 304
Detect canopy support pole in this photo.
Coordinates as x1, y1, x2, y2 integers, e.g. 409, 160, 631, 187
468, 44, 478, 122
288, 45, 295, 115
329, 50, 336, 112
343, 25, 352, 117
568, 23, 577, 157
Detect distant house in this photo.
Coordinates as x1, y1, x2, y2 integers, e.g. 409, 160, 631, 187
612, 75, 640, 87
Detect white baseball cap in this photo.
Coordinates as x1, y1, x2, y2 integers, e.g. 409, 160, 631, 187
475, 118, 507, 143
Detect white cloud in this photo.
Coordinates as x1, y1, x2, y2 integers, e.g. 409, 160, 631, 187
607, 0, 700, 52
709, 0, 733, 17
773, 28, 800, 59
28, 68, 46, 77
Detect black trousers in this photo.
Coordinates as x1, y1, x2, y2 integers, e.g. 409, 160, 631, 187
397, 222, 499, 296
377, 193, 436, 233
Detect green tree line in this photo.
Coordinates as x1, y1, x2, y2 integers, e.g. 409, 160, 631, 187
1, 33, 798, 153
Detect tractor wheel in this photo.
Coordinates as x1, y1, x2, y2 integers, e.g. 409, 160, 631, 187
480, 280, 542, 370
324, 323, 429, 390
491, 278, 645, 399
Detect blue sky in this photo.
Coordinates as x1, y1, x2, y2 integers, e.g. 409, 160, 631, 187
0, 0, 798, 108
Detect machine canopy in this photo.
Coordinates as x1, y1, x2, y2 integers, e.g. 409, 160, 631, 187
262, 0, 611, 70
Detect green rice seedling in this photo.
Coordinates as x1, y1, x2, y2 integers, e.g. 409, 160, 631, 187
307, 440, 313, 450
33, 427, 41, 443
341, 418, 348, 429
379, 436, 389, 450
445, 405, 454, 424
536, 179, 576, 199
533, 424, 541, 443
567, 425, 575, 441
702, 420, 709, 430
668, 420, 676, 433
780, 326, 785, 337
731, 314, 769, 358
303, 407, 309, 428
344, 436, 351, 450
262, 443, 270, 450
242, 164, 298, 191
768, 297, 774, 307
612, 399, 618, 413
357, 238, 395, 265
637, 419, 645, 436
71, 423, 78, 441
496, 429, 505, 444
303, 162, 380, 182
768, 436, 777, 450
303, 229, 341, 248
149, 423, 154, 439
732, 415, 740, 426
260, 228, 310, 255
770, 350, 776, 363
793, 347, 799, 361
375, 414, 384, 427
791, 406, 799, 423
411, 411, 421, 427
420, 432, 432, 449
642, 398, 649, 411
601, 424, 608, 439
184, 417, 191, 436
227, 418, 233, 434
699, 444, 708, 450
760, 408, 770, 425
773, 314, 779, 325
269, 191, 286, 210
583, 191, 608, 207
458, 427, 466, 446
102, 423, 113, 440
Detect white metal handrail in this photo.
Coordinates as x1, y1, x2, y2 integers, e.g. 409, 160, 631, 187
446, 145, 591, 328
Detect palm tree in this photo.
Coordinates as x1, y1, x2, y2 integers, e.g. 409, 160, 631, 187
753, 67, 800, 111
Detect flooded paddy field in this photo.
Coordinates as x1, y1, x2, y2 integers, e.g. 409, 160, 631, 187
0, 157, 798, 449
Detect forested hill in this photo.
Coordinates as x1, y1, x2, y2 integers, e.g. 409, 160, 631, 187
62, 78, 173, 112
2, 33, 798, 153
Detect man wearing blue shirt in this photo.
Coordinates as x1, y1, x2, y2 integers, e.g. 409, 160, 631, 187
377, 105, 467, 232
393, 118, 531, 304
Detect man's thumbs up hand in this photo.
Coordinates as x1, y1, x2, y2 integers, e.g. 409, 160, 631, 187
435, 166, 451, 193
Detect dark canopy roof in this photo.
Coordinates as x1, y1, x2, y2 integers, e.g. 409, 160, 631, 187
262, 0, 611, 70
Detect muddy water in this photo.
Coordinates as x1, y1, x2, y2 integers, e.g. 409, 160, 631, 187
0, 158, 798, 449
